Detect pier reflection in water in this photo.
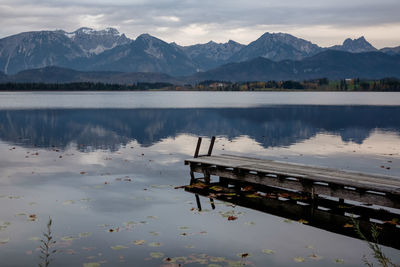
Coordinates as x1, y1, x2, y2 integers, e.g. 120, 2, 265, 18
184, 181, 400, 250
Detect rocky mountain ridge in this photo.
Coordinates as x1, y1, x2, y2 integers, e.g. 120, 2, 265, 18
0, 27, 399, 76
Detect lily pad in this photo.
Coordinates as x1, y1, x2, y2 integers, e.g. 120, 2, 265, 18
309, 254, 323, 260
149, 231, 160, 236
293, 257, 305, 262
262, 249, 275, 254
334, 258, 344, 264
61, 236, 76, 241
133, 240, 146, 245
209, 257, 225, 262
79, 232, 92, 238
0, 238, 10, 244
148, 242, 162, 247
150, 252, 164, 258
111, 245, 128, 250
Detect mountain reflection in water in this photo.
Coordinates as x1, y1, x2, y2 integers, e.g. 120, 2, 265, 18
0, 106, 399, 151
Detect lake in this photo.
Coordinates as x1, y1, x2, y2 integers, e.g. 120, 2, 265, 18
0, 92, 399, 267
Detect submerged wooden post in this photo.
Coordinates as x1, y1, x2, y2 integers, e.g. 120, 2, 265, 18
195, 194, 202, 211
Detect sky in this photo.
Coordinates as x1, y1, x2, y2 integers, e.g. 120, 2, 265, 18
0, 0, 400, 48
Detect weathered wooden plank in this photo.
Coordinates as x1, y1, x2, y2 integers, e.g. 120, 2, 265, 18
218, 154, 400, 183
185, 155, 400, 195
189, 165, 400, 208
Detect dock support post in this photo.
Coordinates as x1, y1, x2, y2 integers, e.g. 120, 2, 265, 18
194, 137, 202, 158
207, 136, 216, 156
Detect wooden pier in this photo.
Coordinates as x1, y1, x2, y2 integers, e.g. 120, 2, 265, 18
183, 137, 400, 248
184, 137, 400, 209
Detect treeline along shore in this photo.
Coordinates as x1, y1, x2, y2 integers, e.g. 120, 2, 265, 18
1, 78, 400, 91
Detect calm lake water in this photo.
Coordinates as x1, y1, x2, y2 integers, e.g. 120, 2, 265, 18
0, 92, 399, 267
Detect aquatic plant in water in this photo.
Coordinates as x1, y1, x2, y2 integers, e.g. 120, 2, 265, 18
39, 217, 56, 267
351, 217, 398, 267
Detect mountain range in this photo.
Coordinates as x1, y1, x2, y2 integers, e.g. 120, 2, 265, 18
0, 27, 400, 82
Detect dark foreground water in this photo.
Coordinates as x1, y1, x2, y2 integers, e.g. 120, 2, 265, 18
0, 92, 399, 267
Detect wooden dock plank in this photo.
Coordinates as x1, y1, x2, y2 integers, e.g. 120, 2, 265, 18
185, 155, 400, 195
185, 154, 400, 209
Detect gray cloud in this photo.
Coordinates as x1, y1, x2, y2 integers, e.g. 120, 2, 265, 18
0, 0, 400, 48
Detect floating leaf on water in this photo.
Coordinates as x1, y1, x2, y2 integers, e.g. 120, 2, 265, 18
298, 219, 308, 224
123, 221, 137, 227
227, 216, 237, 221
283, 219, 293, 223
150, 252, 164, 258
308, 254, 323, 260
0, 238, 10, 244
80, 172, 87, 175
262, 249, 275, 254
148, 242, 162, 247
83, 262, 100, 267
94, 185, 104, 189
236, 252, 251, 258
149, 231, 160, 236
82, 247, 96, 251
305, 245, 315, 249
27, 214, 38, 221
179, 226, 189, 230
185, 245, 195, 248
209, 257, 225, 262
133, 240, 146, 245
61, 236, 76, 241
16, 213, 26, 216
60, 249, 77, 255
228, 261, 244, 267
244, 221, 256, 226
343, 223, 354, 228
29, 202, 37, 205
79, 232, 92, 238
147, 216, 158, 220
28, 237, 40, 241
111, 245, 128, 250
9, 195, 23, 199
63, 200, 74, 205
334, 258, 344, 264
293, 257, 306, 262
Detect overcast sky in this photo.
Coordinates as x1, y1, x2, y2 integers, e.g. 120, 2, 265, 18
0, 0, 399, 48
